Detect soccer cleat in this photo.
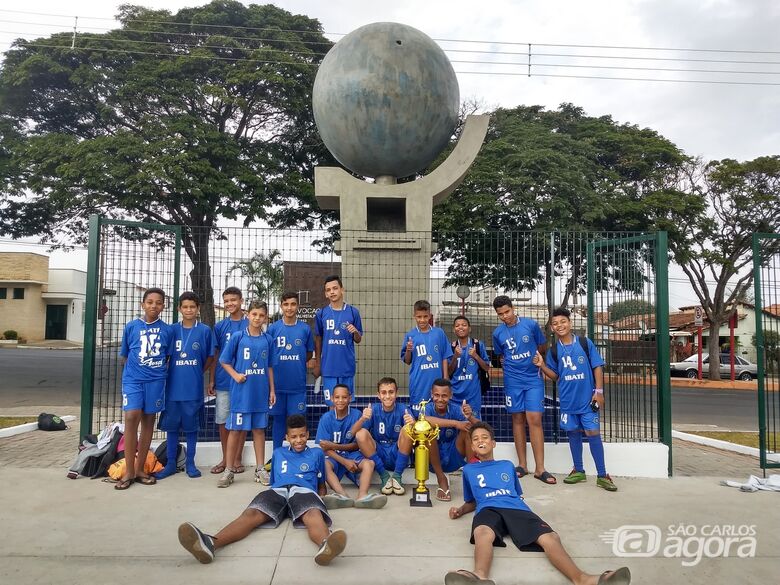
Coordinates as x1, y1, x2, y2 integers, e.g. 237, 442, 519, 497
354, 492, 388, 509
390, 473, 405, 495
322, 493, 355, 509
217, 470, 234, 488
314, 529, 347, 566
178, 522, 215, 564
563, 469, 587, 484
381, 476, 394, 495
255, 467, 270, 485
597, 474, 618, 492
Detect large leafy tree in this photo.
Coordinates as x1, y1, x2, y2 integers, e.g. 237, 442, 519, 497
0, 1, 335, 324
433, 104, 704, 310
674, 156, 780, 379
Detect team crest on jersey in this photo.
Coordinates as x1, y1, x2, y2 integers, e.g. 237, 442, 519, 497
394, 424, 402, 433
262, 350, 268, 358
295, 339, 302, 346
155, 398, 162, 408
578, 356, 585, 364
192, 342, 200, 350
346, 431, 353, 440
468, 359, 475, 366
522, 335, 530, 343
297, 402, 305, 411
501, 472, 510, 482
445, 429, 454, 438
300, 463, 310, 472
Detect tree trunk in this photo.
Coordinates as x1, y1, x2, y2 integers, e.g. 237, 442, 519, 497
185, 227, 216, 327
707, 319, 722, 381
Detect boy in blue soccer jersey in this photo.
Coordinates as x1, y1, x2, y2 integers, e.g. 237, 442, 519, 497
402, 300, 453, 412
218, 300, 277, 488
350, 377, 410, 496
450, 316, 491, 419
533, 307, 617, 492
116, 287, 174, 490
178, 415, 347, 566
268, 291, 314, 451
492, 295, 555, 485
396, 379, 478, 501
209, 286, 249, 475
313, 275, 363, 406
446, 422, 631, 585
315, 384, 388, 509
156, 292, 217, 480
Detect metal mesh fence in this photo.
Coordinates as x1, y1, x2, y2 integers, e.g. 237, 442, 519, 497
83, 219, 667, 445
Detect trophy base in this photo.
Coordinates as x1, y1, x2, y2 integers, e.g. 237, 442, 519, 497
410, 489, 433, 507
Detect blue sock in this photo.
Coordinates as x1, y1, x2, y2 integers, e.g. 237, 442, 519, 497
185, 431, 200, 478
567, 431, 584, 473
369, 453, 386, 475
155, 433, 178, 479
393, 453, 410, 476
272, 415, 286, 451
588, 433, 607, 477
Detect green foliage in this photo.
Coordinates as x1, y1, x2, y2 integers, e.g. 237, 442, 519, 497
2, 330, 18, 340
609, 299, 656, 322
228, 249, 284, 303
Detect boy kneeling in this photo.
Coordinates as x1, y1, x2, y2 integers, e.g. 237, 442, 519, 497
178, 414, 346, 566
447, 422, 631, 585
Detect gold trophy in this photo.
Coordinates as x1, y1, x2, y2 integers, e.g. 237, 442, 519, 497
405, 399, 440, 507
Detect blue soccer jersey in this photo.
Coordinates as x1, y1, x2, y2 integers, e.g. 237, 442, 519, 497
451, 339, 490, 408
271, 445, 326, 492
463, 459, 531, 514
268, 319, 314, 393
120, 318, 173, 383
213, 316, 249, 390
167, 321, 217, 401
362, 402, 407, 444
401, 326, 453, 407
492, 318, 546, 387
424, 400, 466, 446
314, 304, 363, 377
315, 407, 363, 452
545, 335, 605, 414
219, 330, 276, 413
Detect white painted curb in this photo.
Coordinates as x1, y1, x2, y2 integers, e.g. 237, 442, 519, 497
672, 429, 780, 463
0, 415, 77, 439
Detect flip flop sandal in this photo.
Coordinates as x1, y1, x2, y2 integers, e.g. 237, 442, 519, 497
114, 477, 134, 490
436, 487, 452, 501
534, 471, 557, 485
515, 465, 528, 478
233, 464, 246, 474
444, 569, 496, 585
598, 567, 631, 584
135, 475, 157, 486
210, 464, 226, 474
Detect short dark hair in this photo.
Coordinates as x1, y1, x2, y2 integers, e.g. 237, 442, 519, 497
222, 286, 243, 298
414, 300, 431, 312
552, 307, 571, 319
248, 300, 268, 312
281, 291, 299, 302
286, 414, 307, 431
492, 295, 512, 310
178, 291, 200, 306
453, 315, 471, 326
469, 421, 495, 440
431, 378, 452, 391
324, 275, 343, 288
376, 377, 398, 391
142, 287, 166, 302
333, 383, 351, 395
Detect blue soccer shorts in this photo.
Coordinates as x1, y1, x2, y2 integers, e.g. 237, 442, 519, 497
122, 381, 165, 414
270, 391, 307, 417
503, 382, 545, 414
226, 411, 269, 431
325, 450, 364, 482
376, 442, 400, 471
559, 411, 600, 432
158, 399, 201, 433
435, 441, 466, 473
321, 376, 354, 407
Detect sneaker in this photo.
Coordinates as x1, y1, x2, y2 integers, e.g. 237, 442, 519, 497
390, 473, 405, 495
178, 522, 215, 564
322, 493, 354, 509
381, 476, 395, 495
354, 492, 388, 509
597, 474, 618, 492
217, 470, 234, 488
314, 529, 347, 566
255, 467, 270, 485
563, 469, 587, 484
263, 458, 272, 472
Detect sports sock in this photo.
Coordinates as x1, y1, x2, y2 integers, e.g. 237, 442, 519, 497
567, 431, 584, 473
272, 414, 286, 450
369, 453, 386, 475
393, 453, 410, 476
185, 431, 201, 477
588, 433, 607, 477
155, 433, 179, 479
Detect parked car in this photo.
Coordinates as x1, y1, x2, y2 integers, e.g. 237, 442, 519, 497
669, 353, 757, 380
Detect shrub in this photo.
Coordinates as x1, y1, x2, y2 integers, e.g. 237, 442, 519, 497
3, 330, 18, 340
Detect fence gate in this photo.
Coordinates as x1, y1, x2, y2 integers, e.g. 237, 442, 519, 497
753, 233, 780, 470
80, 216, 181, 440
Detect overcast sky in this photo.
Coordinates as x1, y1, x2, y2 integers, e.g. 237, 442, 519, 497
2, 0, 778, 307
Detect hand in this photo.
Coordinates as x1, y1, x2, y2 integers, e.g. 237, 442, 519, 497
453, 343, 463, 357
532, 350, 544, 367
345, 459, 359, 473
362, 406, 373, 420
406, 337, 414, 352
269, 391, 276, 408
403, 409, 415, 426
467, 345, 478, 358
456, 420, 472, 432
461, 399, 473, 418
233, 373, 247, 384
319, 440, 336, 451
346, 323, 358, 335
313, 362, 321, 378
207, 382, 216, 397
592, 392, 605, 410
449, 506, 462, 519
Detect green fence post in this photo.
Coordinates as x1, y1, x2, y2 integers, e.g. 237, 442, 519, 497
172, 225, 182, 323
79, 215, 101, 441
586, 241, 595, 339
654, 231, 672, 475
753, 233, 767, 469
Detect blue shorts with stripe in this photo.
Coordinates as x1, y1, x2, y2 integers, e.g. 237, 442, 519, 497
559, 411, 600, 432
326, 450, 364, 483
226, 411, 269, 431
270, 391, 307, 417
503, 383, 545, 414
122, 381, 165, 414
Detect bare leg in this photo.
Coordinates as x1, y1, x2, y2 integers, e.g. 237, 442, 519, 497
456, 430, 472, 460
122, 409, 141, 482
356, 459, 374, 500
135, 413, 157, 478
428, 441, 449, 492
537, 532, 606, 585
234, 430, 247, 469
472, 525, 496, 579
251, 429, 266, 471
325, 459, 348, 496
526, 411, 546, 476
213, 508, 270, 550
300, 508, 330, 546
215, 423, 228, 469
224, 431, 240, 473
355, 428, 377, 457
511, 412, 528, 470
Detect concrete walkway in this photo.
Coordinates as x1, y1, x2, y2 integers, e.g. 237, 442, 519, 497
1, 412, 778, 584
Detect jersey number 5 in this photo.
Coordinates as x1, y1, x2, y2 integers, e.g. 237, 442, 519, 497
281, 460, 288, 473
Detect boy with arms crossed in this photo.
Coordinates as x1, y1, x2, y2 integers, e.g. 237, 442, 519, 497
446, 422, 630, 585
450, 316, 491, 419
402, 300, 452, 412
116, 287, 174, 489
178, 414, 347, 566
313, 275, 363, 406
533, 307, 617, 491
218, 300, 276, 487
156, 291, 217, 479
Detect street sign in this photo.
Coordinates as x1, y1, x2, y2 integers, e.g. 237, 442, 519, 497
694, 306, 703, 327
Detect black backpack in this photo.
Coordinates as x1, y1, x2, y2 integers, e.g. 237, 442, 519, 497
155, 440, 187, 471
38, 413, 67, 431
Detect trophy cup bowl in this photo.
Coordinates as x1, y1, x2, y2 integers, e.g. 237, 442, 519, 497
405, 400, 440, 507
